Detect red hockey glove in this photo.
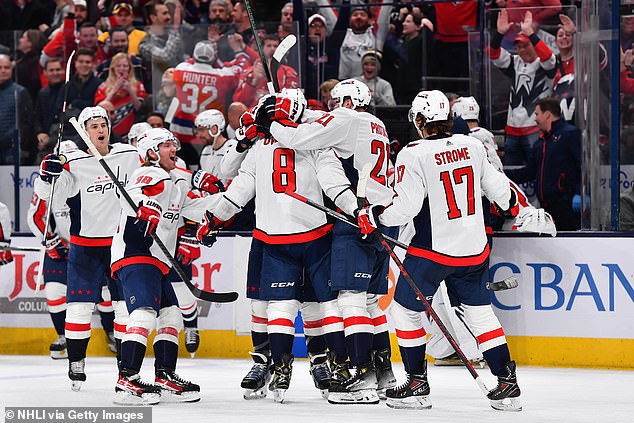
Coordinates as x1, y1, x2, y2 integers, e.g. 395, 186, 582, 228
192, 170, 224, 194
0, 242, 13, 266
356, 205, 385, 239
45, 234, 69, 260
494, 189, 518, 219
39, 154, 64, 183
263, 95, 296, 122
134, 199, 162, 237
177, 233, 201, 265
196, 211, 223, 247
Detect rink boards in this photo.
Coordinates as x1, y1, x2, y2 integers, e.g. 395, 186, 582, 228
0, 234, 632, 369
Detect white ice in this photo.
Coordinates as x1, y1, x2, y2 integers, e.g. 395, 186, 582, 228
0, 355, 632, 423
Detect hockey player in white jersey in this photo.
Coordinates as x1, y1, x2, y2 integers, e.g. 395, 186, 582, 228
197, 109, 236, 185
28, 141, 117, 359
357, 90, 522, 412
35, 106, 141, 391
267, 79, 397, 403
110, 127, 222, 405
197, 89, 359, 403
0, 202, 12, 266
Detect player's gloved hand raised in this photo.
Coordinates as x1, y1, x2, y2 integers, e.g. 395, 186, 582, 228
134, 199, 162, 237
196, 210, 223, 247
0, 242, 13, 266
177, 233, 201, 265
39, 154, 64, 183
263, 95, 302, 122
192, 170, 224, 194
253, 95, 274, 130
45, 234, 69, 260
236, 110, 269, 152
356, 204, 385, 240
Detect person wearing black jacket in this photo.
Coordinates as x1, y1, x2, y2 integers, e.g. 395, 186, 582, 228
506, 97, 581, 231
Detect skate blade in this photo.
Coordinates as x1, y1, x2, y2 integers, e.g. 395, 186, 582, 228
243, 388, 267, 400
113, 391, 161, 406
328, 390, 379, 405
50, 350, 68, 360
159, 389, 201, 403
272, 389, 287, 403
433, 359, 463, 367
190, 353, 196, 359
386, 396, 432, 410
490, 397, 522, 412
320, 389, 329, 400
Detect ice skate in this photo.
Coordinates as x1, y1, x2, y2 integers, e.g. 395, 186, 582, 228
185, 328, 200, 358
488, 360, 522, 412
50, 335, 67, 360
309, 352, 331, 399
114, 368, 161, 405
433, 352, 486, 368
68, 359, 86, 392
329, 365, 379, 404
373, 348, 396, 399
241, 352, 272, 400
327, 359, 353, 404
386, 361, 431, 410
106, 332, 117, 354
155, 367, 201, 403
268, 353, 293, 403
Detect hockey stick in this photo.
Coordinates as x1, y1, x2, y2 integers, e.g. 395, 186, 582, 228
35, 50, 76, 296
244, 0, 278, 93
284, 190, 407, 249
69, 117, 238, 304
283, 190, 518, 291
269, 34, 297, 92
356, 164, 490, 396
0, 245, 42, 252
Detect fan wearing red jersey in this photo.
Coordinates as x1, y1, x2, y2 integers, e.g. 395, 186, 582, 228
357, 91, 522, 412
171, 40, 251, 165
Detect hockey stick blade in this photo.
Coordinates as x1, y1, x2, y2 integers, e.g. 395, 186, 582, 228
69, 117, 238, 303
0, 245, 42, 252
272, 34, 296, 63
487, 276, 519, 291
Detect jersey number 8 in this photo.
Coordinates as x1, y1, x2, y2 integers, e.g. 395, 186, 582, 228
272, 148, 297, 193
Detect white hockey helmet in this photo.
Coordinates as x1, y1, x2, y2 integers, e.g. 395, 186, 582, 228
194, 109, 226, 137
59, 140, 79, 155
128, 122, 152, 145
452, 96, 480, 121
279, 87, 307, 122
193, 40, 217, 64
408, 90, 450, 125
78, 106, 111, 133
136, 127, 180, 163
330, 79, 372, 109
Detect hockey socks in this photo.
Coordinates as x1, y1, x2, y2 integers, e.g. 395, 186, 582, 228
305, 334, 327, 357
345, 332, 374, 366
269, 333, 294, 365
483, 344, 512, 376
251, 330, 270, 355
154, 340, 179, 371
99, 308, 115, 334
180, 302, 198, 329
50, 310, 66, 335
66, 338, 90, 363
120, 340, 146, 372
372, 329, 391, 352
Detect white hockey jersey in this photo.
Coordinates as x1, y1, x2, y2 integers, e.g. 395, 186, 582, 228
270, 106, 393, 207
380, 134, 511, 265
199, 138, 237, 185
210, 137, 357, 244
110, 166, 220, 274
33, 143, 141, 246
468, 126, 503, 172
27, 192, 71, 243
0, 202, 11, 241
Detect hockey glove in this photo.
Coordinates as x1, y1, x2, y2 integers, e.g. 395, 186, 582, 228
134, 199, 162, 237
196, 210, 222, 247
253, 95, 273, 132
192, 170, 224, 194
264, 95, 304, 122
45, 234, 69, 260
0, 242, 13, 266
177, 234, 201, 265
356, 205, 385, 240
39, 154, 64, 183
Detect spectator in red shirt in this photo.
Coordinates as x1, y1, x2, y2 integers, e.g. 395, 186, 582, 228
94, 52, 147, 136
496, 0, 562, 27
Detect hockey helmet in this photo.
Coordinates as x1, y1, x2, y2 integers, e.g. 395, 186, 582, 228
59, 140, 79, 155
452, 96, 480, 121
193, 41, 217, 65
194, 109, 226, 137
330, 79, 372, 109
408, 90, 450, 125
78, 106, 111, 134
279, 88, 307, 122
136, 127, 180, 163
128, 122, 152, 145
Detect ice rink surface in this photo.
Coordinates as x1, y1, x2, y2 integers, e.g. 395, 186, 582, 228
0, 355, 632, 423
